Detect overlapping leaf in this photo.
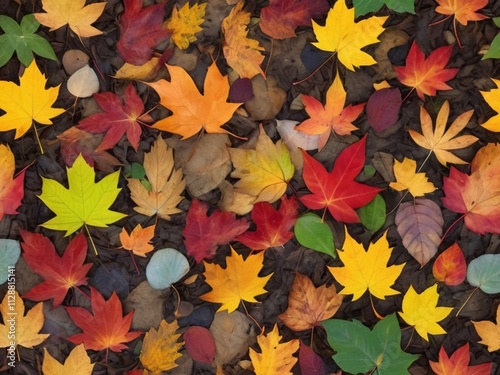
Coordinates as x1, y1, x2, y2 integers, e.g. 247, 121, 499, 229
166, 2, 206, 50
473, 305, 500, 352
0, 144, 25, 220
389, 157, 436, 197
432, 243, 467, 286
480, 78, 500, 132
429, 342, 492, 374
119, 223, 155, 257
435, 0, 488, 26
42, 344, 94, 375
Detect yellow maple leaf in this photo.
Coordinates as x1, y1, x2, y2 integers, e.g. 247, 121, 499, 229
222, 1, 265, 78
328, 227, 405, 301
389, 157, 436, 197
42, 344, 94, 375
311, 0, 387, 71
0, 61, 65, 139
146, 63, 242, 139
140, 320, 183, 374
249, 324, 299, 375
201, 247, 273, 313
398, 284, 453, 341
166, 2, 207, 50
0, 291, 49, 349
119, 223, 156, 257
34, 0, 106, 38
473, 304, 500, 352
480, 78, 500, 132
229, 125, 294, 204
409, 100, 478, 166
127, 137, 185, 220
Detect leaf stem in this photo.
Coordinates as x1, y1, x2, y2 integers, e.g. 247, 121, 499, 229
440, 212, 467, 244
455, 287, 478, 317
84, 224, 99, 255
130, 251, 140, 275
403, 327, 415, 351
33, 124, 44, 154
293, 53, 336, 86
172, 285, 181, 318
369, 294, 384, 319
241, 301, 263, 332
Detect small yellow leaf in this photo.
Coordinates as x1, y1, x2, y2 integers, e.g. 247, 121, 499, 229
389, 157, 436, 197
166, 2, 207, 50
472, 304, 500, 352
42, 344, 94, 375
480, 78, 500, 132
114, 57, 162, 81
119, 223, 156, 257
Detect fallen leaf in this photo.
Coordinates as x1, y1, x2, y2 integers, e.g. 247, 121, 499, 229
184, 326, 216, 364
366, 87, 402, 132
166, 2, 206, 50
276, 119, 320, 152
353, 0, 415, 17
67, 64, 99, 98
0, 144, 25, 220
146, 248, 190, 290
119, 223, 155, 257
389, 157, 437, 197
217, 180, 256, 215
479, 78, 500, 132
429, 342, 492, 375
42, 344, 94, 375
294, 213, 335, 258
432, 243, 467, 286
467, 254, 500, 294
435, 0, 488, 26
298, 343, 326, 375
0, 240, 20, 285
472, 305, 500, 352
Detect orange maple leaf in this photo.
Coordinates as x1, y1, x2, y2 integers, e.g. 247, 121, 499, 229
119, 223, 156, 257
435, 0, 488, 26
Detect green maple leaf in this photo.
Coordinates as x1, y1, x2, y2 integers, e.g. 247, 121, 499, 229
353, 0, 415, 17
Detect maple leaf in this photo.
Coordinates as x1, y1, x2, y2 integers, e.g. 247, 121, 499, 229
0, 60, 65, 139
311, 0, 387, 71
183, 199, 249, 263
119, 223, 155, 257
473, 305, 500, 352
249, 324, 300, 375
235, 195, 298, 251
429, 342, 492, 375
20, 230, 92, 308
435, 0, 488, 26
0, 144, 25, 220
117, 0, 170, 65
38, 154, 126, 237
394, 41, 459, 100
42, 344, 94, 375
295, 72, 365, 151
140, 320, 183, 373
409, 100, 477, 166
0, 291, 49, 349
222, 1, 265, 78
66, 287, 142, 352
432, 243, 467, 286
389, 157, 436, 197
127, 137, 185, 220
77, 84, 149, 152
166, 2, 207, 50
259, 0, 329, 39
278, 272, 342, 331
398, 284, 453, 341
200, 247, 273, 313
34, 0, 106, 38
328, 227, 405, 301
442, 143, 500, 234
479, 78, 500, 132
229, 125, 295, 204
145, 63, 241, 139
300, 135, 382, 223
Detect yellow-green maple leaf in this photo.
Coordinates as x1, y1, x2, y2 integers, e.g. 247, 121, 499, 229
38, 154, 126, 237
311, 0, 387, 71
398, 284, 453, 341
389, 157, 436, 197
0, 61, 65, 139
42, 344, 94, 375
328, 227, 405, 301
480, 78, 500, 132
166, 2, 206, 50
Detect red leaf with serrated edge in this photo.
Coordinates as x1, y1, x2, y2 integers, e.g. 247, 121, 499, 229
236, 195, 298, 251
117, 0, 170, 65
299, 342, 326, 375
66, 287, 142, 352
394, 42, 458, 100
20, 230, 93, 308
183, 199, 249, 263
260, 0, 329, 39
432, 243, 466, 286
429, 342, 492, 375
184, 326, 216, 364
300, 135, 382, 223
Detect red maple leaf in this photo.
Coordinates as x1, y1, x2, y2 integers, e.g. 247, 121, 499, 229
65, 287, 142, 352
394, 41, 458, 100
236, 195, 298, 251
77, 84, 150, 151
0, 172, 24, 220
300, 135, 382, 223
20, 230, 93, 308
260, 0, 329, 39
429, 342, 492, 375
117, 0, 171, 65
183, 199, 249, 263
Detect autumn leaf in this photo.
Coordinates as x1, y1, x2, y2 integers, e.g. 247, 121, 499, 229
235, 195, 298, 251
0, 144, 25, 220
200, 247, 272, 313
394, 41, 459, 100
20, 230, 92, 308
0, 60, 65, 139
328, 227, 405, 301
473, 305, 500, 352
429, 342, 492, 375
295, 72, 365, 151
229, 125, 295, 204
479, 78, 500, 132
119, 223, 156, 257
222, 1, 265, 78
127, 137, 185, 220
166, 2, 206, 50
311, 0, 387, 71
398, 284, 453, 341
184, 326, 216, 364
432, 243, 467, 286
140, 319, 183, 374
66, 286, 142, 352
34, 0, 106, 38
145, 63, 241, 139
298, 343, 326, 375
435, 0, 488, 26
389, 157, 436, 197
0, 291, 49, 349
353, 0, 415, 17
42, 344, 94, 375
38, 154, 126, 237
278, 272, 342, 331
300, 135, 382, 223
409, 100, 478, 166
249, 324, 300, 375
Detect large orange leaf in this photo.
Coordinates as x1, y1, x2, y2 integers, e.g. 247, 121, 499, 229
429, 342, 492, 375
0, 144, 24, 220
435, 0, 488, 26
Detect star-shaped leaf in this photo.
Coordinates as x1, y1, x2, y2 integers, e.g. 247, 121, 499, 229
166, 2, 206, 50
435, 0, 488, 26
480, 78, 500, 132
140, 320, 183, 373
389, 157, 436, 197
119, 223, 156, 257
42, 344, 94, 375
429, 342, 492, 375
472, 304, 500, 352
